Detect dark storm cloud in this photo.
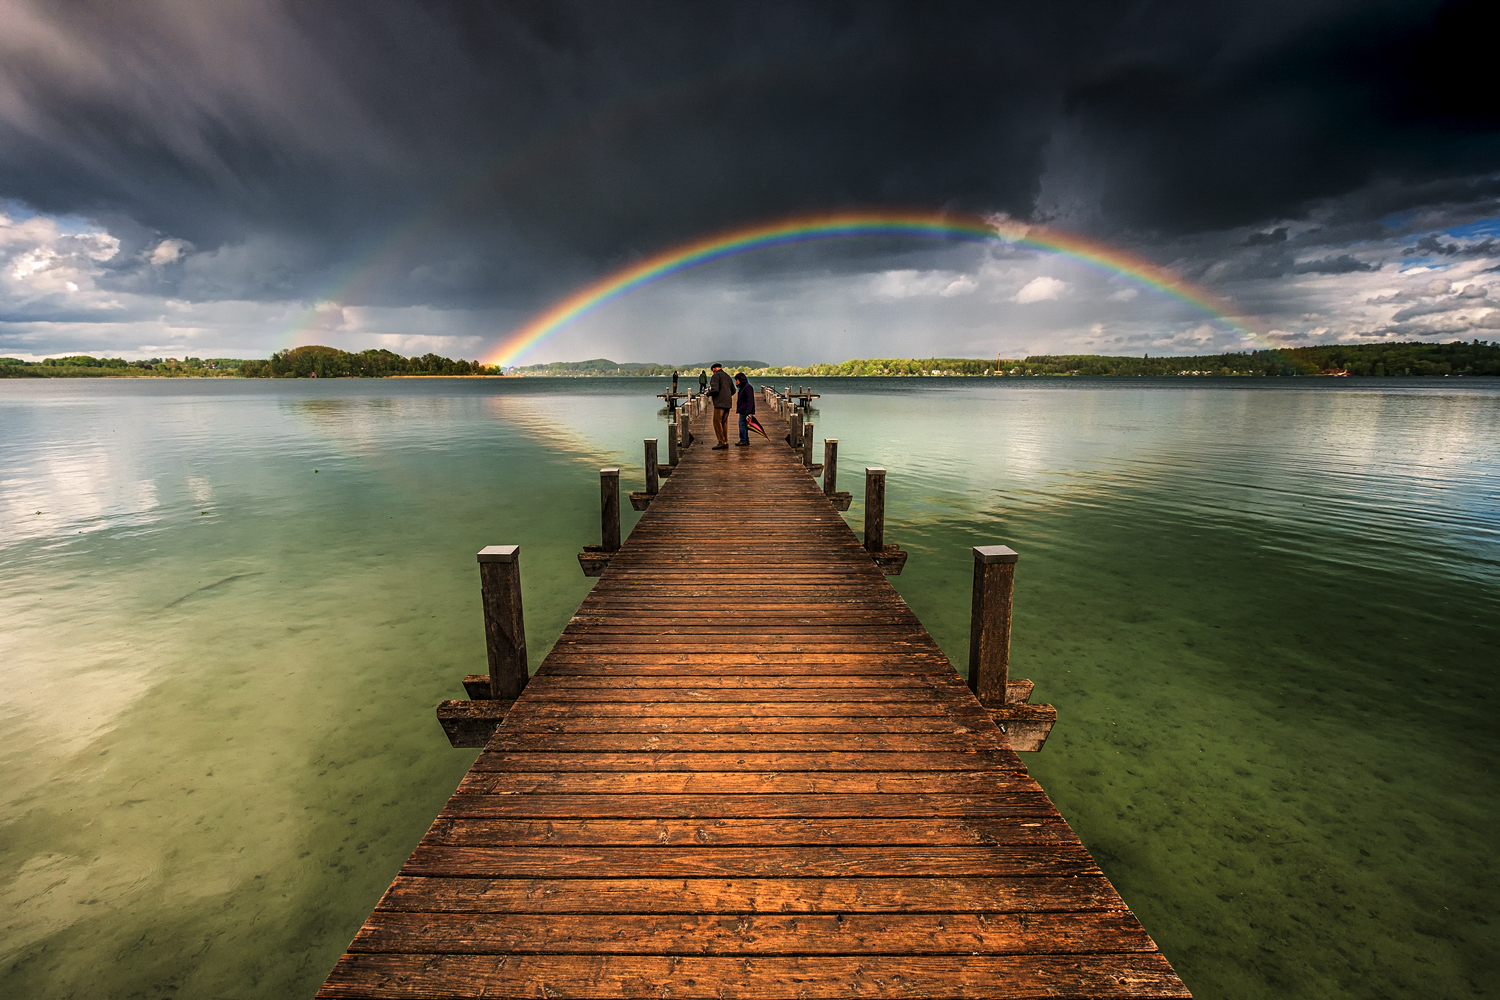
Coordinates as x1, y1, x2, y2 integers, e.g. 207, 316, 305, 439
2, 0, 1497, 313
1293, 255, 1378, 275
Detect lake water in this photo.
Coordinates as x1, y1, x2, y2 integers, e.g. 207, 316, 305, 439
1, 376, 1495, 999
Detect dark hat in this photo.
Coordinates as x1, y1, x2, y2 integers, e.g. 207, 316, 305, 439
734, 372, 747, 381
710, 363, 722, 370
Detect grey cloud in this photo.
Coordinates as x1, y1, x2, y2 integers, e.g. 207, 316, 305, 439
1403, 234, 1498, 256
1245, 227, 1288, 246
1292, 255, 1378, 275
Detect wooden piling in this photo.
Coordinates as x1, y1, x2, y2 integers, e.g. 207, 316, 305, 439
802, 421, 815, 467
644, 439, 659, 496
864, 466, 886, 553
667, 425, 679, 467
824, 439, 838, 493
476, 545, 528, 700
600, 468, 621, 551
968, 545, 1017, 706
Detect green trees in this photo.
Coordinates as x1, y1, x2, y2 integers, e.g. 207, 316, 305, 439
238, 346, 497, 377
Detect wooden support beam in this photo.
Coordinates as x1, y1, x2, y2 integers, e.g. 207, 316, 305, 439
986, 702, 1059, 752
667, 424, 679, 467
644, 440, 659, 495
477, 545, 528, 700
802, 422, 815, 467
436, 699, 516, 748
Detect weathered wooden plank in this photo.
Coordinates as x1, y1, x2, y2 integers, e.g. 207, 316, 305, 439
453, 770, 1037, 796
401, 844, 1099, 878
503, 702, 980, 718
438, 793, 1059, 819
513, 687, 956, 703
349, 910, 1158, 955
419, 816, 1072, 847
521, 675, 964, 690
468, 751, 1023, 772
373, 875, 1132, 914
480, 733, 1014, 753
317, 953, 1191, 999
537, 656, 959, 674
494, 716, 998, 734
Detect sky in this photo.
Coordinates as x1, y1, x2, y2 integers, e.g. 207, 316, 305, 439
1, 0, 1498, 366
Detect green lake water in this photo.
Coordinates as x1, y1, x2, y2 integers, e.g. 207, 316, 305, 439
1, 376, 1495, 999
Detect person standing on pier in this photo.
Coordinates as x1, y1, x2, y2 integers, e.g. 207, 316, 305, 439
734, 372, 755, 446
708, 363, 734, 449
698, 369, 708, 396
672, 370, 679, 393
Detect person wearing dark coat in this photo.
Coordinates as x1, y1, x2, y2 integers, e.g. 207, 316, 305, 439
708, 363, 735, 448
734, 372, 755, 446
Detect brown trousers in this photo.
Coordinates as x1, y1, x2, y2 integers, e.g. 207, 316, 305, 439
712, 406, 730, 445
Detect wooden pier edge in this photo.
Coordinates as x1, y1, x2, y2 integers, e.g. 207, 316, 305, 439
352, 391, 1186, 999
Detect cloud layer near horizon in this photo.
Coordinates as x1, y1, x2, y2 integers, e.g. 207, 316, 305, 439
2, 0, 1498, 363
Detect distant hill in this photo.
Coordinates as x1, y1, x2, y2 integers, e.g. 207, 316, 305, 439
679, 360, 769, 370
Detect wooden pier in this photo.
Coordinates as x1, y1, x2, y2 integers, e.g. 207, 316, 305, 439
318, 391, 1189, 999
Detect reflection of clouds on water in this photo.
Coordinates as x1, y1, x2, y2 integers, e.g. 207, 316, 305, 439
281, 395, 432, 456
186, 475, 214, 507
482, 393, 625, 464
0, 446, 162, 545
819, 380, 1500, 584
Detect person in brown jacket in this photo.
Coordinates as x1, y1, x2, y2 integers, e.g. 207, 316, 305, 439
708, 363, 734, 449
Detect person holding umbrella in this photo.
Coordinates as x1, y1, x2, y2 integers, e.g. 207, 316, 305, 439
734, 371, 760, 446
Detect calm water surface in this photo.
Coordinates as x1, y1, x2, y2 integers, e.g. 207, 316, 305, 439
1, 376, 1495, 999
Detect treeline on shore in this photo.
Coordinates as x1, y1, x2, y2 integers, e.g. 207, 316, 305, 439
0, 355, 245, 377
238, 346, 495, 378
1007, 340, 1500, 377
508, 341, 1500, 378
5, 339, 1498, 380
1, 346, 499, 379
751, 340, 1500, 377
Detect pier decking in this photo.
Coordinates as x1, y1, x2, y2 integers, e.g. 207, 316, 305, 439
317, 395, 1189, 999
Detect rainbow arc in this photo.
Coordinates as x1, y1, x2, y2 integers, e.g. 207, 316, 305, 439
482, 210, 1258, 368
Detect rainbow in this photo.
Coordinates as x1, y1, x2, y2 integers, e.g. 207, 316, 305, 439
482, 209, 1257, 367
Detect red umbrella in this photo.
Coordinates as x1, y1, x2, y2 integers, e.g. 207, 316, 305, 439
745, 414, 769, 439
